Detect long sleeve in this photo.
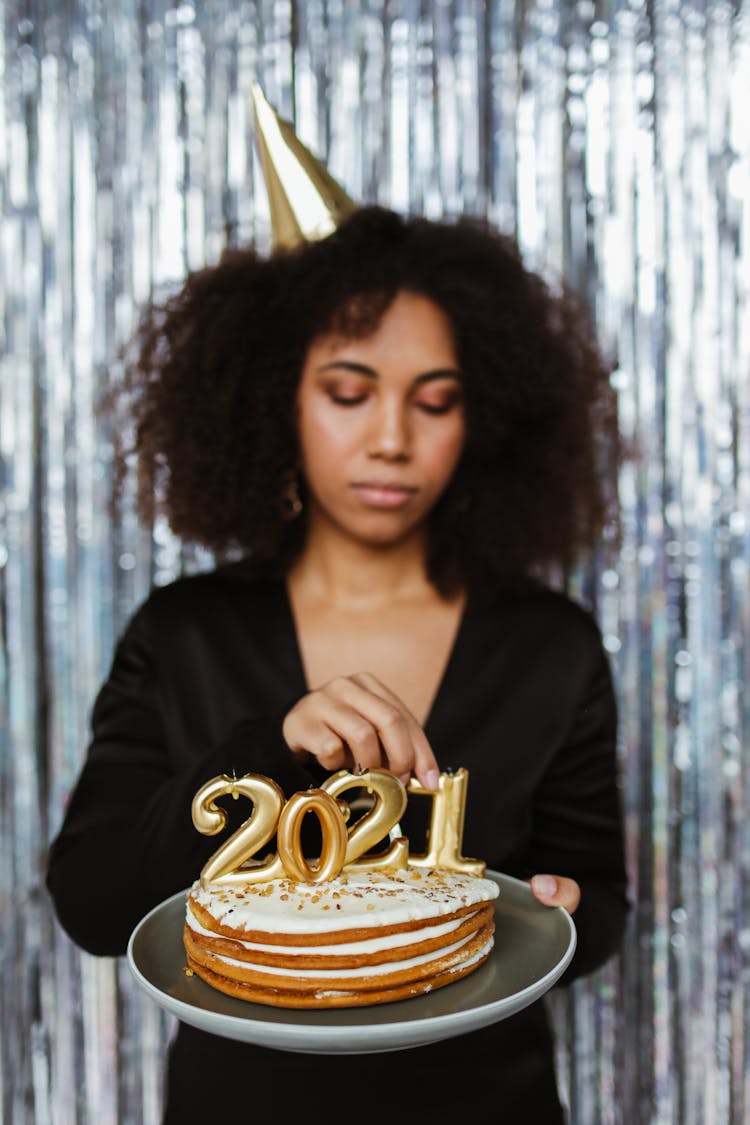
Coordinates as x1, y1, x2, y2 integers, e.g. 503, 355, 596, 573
517, 639, 629, 983
46, 598, 314, 957
419, 586, 630, 989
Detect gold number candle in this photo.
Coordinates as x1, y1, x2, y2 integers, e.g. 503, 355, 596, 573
321, 767, 409, 871
407, 768, 486, 876
191, 773, 286, 888
276, 788, 348, 882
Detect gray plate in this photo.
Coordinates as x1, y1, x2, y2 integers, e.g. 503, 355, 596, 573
126, 869, 575, 1055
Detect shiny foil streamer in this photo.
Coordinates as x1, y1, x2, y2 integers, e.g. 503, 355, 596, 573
1, 2, 749, 1122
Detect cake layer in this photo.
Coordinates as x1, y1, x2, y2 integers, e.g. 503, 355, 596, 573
184, 919, 494, 993
185, 904, 494, 969
185, 942, 494, 1008
183, 866, 499, 1009
187, 867, 499, 943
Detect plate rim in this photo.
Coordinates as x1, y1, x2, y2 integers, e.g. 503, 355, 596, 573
127, 868, 576, 1052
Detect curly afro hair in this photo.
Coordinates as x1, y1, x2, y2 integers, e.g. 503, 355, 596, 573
107, 205, 620, 596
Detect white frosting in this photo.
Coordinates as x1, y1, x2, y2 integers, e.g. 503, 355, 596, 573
186, 908, 474, 955
189, 867, 499, 936
444, 937, 494, 973
207, 932, 492, 980
308, 940, 492, 997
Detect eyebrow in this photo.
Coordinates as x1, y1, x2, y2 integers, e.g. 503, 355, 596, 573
316, 361, 463, 384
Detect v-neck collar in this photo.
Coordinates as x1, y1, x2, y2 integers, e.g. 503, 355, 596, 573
276, 579, 472, 737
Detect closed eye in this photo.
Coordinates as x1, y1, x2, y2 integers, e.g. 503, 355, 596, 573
414, 391, 463, 415
329, 392, 368, 406
416, 401, 458, 415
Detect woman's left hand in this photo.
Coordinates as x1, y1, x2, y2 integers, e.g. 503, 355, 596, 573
530, 875, 581, 914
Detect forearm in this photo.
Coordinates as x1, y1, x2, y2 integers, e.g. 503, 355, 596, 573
522, 643, 630, 981
556, 876, 629, 984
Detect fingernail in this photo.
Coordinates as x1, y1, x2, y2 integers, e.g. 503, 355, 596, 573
398, 772, 411, 785
423, 769, 439, 791
533, 875, 557, 897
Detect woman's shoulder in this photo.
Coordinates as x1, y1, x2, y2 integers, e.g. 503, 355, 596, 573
476, 580, 608, 659
125, 559, 284, 627
520, 583, 604, 631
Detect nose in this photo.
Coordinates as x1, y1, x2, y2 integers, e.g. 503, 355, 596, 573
366, 397, 411, 460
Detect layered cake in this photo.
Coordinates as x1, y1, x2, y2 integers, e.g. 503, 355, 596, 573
183, 866, 499, 1008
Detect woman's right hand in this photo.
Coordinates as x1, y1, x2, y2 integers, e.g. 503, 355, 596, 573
282, 672, 440, 791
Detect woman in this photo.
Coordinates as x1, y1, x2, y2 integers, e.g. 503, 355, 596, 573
46, 205, 629, 1122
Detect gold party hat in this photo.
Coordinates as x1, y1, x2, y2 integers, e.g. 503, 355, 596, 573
251, 83, 358, 250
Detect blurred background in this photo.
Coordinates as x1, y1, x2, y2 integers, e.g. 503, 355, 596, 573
1, 2, 749, 1122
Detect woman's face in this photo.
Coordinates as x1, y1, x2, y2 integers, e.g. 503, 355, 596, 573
296, 290, 466, 549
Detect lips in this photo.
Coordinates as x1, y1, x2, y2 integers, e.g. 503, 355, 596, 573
349, 481, 418, 509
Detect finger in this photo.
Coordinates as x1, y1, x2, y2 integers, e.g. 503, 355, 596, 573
328, 676, 416, 777
350, 675, 439, 787
284, 689, 385, 772
351, 673, 440, 789
530, 875, 581, 915
282, 709, 350, 770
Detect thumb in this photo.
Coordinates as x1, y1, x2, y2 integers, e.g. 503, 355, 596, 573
530, 874, 581, 914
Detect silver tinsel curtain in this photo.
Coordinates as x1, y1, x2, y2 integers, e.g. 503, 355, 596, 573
1, 2, 749, 1122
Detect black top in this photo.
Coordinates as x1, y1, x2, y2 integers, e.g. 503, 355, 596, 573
46, 562, 629, 1123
